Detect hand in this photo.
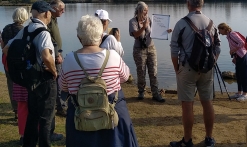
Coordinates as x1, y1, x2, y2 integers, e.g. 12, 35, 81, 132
230, 50, 235, 55
142, 18, 149, 28
53, 71, 58, 80
55, 54, 63, 64
44, 67, 57, 79
114, 29, 120, 42
167, 29, 173, 33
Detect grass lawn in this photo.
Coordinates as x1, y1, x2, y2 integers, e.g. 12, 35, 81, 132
0, 73, 247, 147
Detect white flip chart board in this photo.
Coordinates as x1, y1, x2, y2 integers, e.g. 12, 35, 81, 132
150, 14, 170, 40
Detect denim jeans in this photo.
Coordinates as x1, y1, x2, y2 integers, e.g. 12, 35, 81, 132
23, 79, 56, 147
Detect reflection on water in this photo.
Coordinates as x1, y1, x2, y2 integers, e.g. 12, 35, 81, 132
1, 2, 247, 92
224, 79, 237, 85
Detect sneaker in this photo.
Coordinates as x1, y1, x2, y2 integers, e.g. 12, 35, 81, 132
137, 92, 144, 100
237, 95, 247, 101
56, 109, 67, 117
229, 93, 241, 99
204, 137, 215, 147
152, 94, 165, 103
50, 133, 63, 141
170, 137, 194, 147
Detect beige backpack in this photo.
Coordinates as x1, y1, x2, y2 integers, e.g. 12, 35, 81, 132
73, 50, 119, 131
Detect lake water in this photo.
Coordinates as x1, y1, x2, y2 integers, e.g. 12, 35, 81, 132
1, 2, 247, 92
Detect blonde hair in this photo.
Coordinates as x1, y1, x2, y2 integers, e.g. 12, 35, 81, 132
134, 1, 147, 17
12, 7, 29, 24
218, 23, 232, 32
77, 15, 103, 46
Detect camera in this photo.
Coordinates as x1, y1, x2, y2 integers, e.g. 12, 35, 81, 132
231, 53, 236, 58
139, 37, 147, 48
108, 28, 118, 36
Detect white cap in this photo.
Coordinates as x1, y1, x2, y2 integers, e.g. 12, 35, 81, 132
95, 9, 102, 16
97, 9, 112, 22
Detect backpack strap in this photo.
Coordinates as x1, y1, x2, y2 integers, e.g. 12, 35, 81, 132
183, 16, 213, 32
22, 26, 48, 42
73, 50, 110, 79
100, 35, 109, 46
177, 27, 189, 66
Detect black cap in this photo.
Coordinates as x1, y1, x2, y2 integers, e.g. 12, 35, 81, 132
31, 1, 55, 13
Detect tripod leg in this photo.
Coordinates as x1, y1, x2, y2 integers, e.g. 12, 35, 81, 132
214, 66, 223, 94
215, 63, 231, 99
194, 89, 197, 97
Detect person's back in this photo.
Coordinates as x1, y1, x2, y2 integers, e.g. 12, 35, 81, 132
170, 0, 220, 147
100, 33, 124, 57
60, 50, 128, 94
3, 1, 57, 146
1, 7, 29, 121
96, 9, 124, 57
59, 15, 138, 147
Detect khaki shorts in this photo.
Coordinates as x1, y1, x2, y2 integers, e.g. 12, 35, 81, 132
176, 63, 214, 101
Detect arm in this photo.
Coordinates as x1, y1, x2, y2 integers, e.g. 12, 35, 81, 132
171, 57, 179, 73
119, 58, 130, 83
213, 28, 221, 60
101, 35, 124, 57
170, 22, 182, 73
129, 18, 149, 39
42, 48, 57, 79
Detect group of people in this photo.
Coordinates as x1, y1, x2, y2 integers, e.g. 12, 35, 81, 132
1, 0, 246, 147
1, 0, 65, 146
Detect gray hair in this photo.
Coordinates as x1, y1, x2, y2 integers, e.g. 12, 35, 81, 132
50, 0, 64, 7
77, 15, 103, 46
188, 0, 204, 8
134, 1, 147, 17
12, 7, 29, 24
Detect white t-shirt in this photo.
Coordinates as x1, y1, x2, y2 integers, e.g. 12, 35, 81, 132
7, 18, 55, 65
100, 33, 124, 57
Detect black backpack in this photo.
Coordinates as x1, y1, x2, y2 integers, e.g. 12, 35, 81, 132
179, 16, 216, 73
7, 26, 48, 91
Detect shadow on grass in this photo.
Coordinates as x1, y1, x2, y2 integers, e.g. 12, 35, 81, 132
0, 103, 17, 126
125, 96, 174, 105
132, 113, 247, 127
0, 137, 66, 147
143, 142, 245, 147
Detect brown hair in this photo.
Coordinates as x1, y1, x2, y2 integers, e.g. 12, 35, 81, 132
218, 23, 232, 32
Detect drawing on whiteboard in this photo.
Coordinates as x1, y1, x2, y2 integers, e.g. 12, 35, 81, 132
150, 14, 170, 40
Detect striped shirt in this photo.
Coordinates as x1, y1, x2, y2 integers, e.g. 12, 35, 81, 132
58, 49, 130, 95
12, 83, 28, 102
227, 31, 247, 58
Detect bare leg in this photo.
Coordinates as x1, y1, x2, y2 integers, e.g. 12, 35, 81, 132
182, 101, 194, 142
201, 100, 214, 137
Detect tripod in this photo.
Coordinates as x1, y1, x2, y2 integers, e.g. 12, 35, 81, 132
214, 63, 230, 99
194, 63, 230, 99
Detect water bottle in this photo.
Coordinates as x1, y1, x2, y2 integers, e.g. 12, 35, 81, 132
205, 33, 211, 47
26, 60, 32, 69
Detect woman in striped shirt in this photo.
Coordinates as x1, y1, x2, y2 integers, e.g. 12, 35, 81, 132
58, 15, 138, 147
218, 23, 247, 101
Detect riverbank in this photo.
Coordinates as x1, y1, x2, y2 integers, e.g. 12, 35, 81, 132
0, 73, 246, 147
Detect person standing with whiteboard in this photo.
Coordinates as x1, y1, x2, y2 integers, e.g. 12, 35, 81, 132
129, 1, 166, 102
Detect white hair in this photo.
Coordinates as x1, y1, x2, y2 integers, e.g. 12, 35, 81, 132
12, 7, 29, 24
77, 15, 103, 46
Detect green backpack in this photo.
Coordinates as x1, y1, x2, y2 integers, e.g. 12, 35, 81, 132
73, 50, 119, 131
